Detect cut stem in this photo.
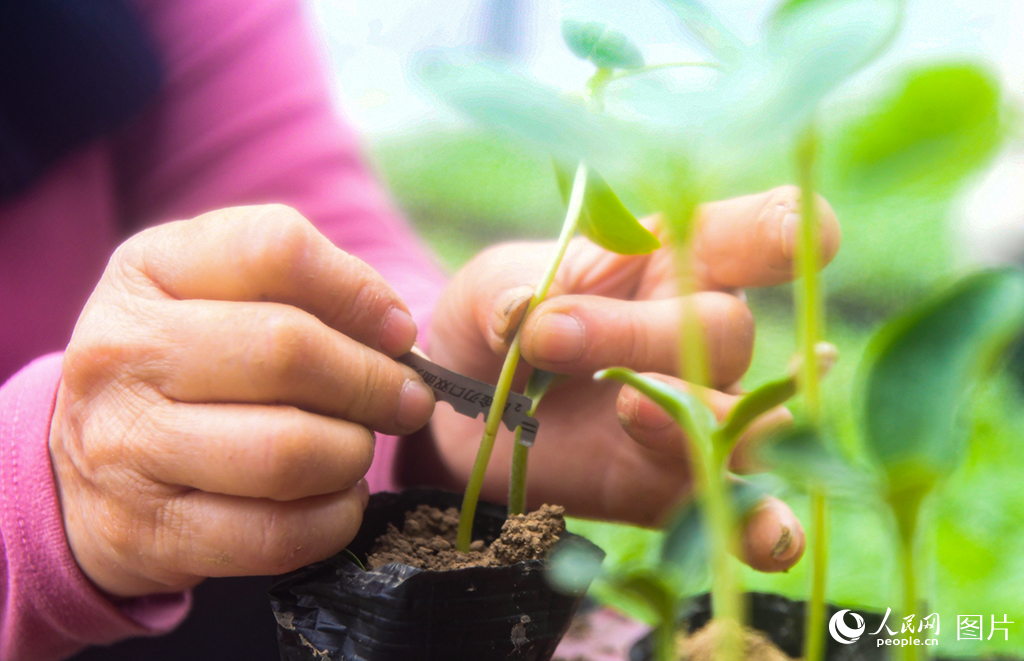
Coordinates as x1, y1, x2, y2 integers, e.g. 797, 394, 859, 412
507, 398, 539, 515
457, 161, 590, 552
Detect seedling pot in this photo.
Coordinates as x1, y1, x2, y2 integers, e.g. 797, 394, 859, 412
629, 592, 890, 661
269, 488, 602, 661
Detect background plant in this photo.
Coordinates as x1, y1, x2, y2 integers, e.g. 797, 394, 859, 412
355, 0, 1019, 656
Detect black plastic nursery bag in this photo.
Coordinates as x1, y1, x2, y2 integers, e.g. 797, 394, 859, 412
269, 489, 603, 661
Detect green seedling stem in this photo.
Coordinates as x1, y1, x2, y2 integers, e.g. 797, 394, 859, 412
795, 125, 830, 661
902, 532, 920, 661
457, 161, 590, 553
507, 396, 540, 516
676, 233, 741, 660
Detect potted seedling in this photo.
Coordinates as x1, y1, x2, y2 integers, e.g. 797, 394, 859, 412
270, 0, 1011, 657
269, 18, 666, 661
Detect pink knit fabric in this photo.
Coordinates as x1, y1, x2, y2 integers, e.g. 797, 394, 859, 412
0, 0, 446, 658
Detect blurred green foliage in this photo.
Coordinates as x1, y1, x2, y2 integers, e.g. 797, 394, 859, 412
367, 122, 1024, 655
366, 5, 1018, 647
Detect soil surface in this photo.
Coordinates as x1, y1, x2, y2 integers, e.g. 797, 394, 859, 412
366, 503, 565, 571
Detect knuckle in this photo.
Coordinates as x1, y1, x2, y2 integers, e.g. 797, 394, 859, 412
326, 255, 395, 337
260, 308, 315, 384
346, 349, 388, 415
257, 412, 311, 499
247, 205, 314, 275
625, 313, 651, 369
258, 508, 309, 573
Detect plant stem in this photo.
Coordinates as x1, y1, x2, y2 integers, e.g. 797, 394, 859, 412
507, 397, 539, 516
704, 443, 741, 645
457, 161, 590, 552
795, 128, 822, 414
675, 225, 740, 661
804, 489, 828, 659
655, 616, 677, 661
902, 532, 920, 661
795, 125, 831, 661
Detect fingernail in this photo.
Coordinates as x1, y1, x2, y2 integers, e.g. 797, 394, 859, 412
397, 379, 434, 430
633, 393, 673, 431
531, 313, 585, 363
493, 286, 534, 346
380, 308, 417, 356
780, 212, 800, 261
771, 524, 799, 563
355, 478, 370, 508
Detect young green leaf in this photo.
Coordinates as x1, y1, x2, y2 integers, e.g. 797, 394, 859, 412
861, 269, 1024, 489
553, 161, 661, 255
595, 368, 716, 444
416, 53, 619, 165
714, 376, 796, 450
524, 369, 563, 409
836, 63, 1003, 195
561, 20, 645, 71
754, 0, 903, 135
714, 342, 837, 453
659, 0, 746, 62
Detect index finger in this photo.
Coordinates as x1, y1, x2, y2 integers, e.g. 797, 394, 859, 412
117, 205, 417, 355
692, 186, 841, 290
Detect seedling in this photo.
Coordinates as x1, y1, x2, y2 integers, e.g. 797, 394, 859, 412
418, 0, 1009, 658
766, 269, 1024, 661
422, 29, 663, 553
589, 346, 835, 661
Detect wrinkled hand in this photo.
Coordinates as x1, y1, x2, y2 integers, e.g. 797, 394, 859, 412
410, 186, 840, 572
49, 206, 435, 597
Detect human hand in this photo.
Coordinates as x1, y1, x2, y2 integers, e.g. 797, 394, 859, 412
407, 186, 840, 572
48, 205, 435, 597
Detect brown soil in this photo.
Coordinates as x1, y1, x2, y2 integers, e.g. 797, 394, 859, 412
366, 503, 566, 571
677, 620, 796, 661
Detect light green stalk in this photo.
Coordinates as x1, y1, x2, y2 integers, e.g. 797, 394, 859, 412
507, 397, 540, 516
675, 235, 741, 661
795, 126, 830, 661
457, 162, 590, 552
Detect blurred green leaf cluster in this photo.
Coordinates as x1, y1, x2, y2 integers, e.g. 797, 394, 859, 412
362, 0, 1022, 655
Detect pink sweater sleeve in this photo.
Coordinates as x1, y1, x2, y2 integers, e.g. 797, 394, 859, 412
1, 0, 447, 658
0, 356, 189, 661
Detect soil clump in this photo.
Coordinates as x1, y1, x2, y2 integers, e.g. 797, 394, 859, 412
366, 503, 565, 571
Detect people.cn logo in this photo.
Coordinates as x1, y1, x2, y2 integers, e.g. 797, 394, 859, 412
829, 609, 867, 644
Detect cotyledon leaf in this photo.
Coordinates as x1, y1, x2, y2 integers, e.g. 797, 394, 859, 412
561, 19, 645, 71
553, 160, 660, 255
